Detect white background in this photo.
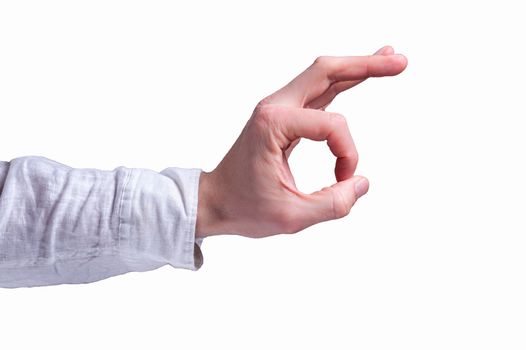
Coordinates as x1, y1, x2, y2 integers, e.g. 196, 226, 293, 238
0, 1, 525, 349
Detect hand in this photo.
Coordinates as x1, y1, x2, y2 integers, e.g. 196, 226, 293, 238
196, 46, 407, 238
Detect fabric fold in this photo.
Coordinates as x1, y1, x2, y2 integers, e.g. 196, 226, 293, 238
0, 156, 204, 288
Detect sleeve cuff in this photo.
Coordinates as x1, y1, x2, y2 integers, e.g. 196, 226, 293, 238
119, 166, 204, 272
161, 167, 204, 271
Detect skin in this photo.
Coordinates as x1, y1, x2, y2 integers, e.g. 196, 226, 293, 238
196, 45, 408, 238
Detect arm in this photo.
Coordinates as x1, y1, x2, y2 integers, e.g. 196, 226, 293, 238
0, 46, 407, 288
0, 156, 203, 288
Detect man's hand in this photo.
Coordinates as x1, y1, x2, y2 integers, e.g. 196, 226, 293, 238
196, 46, 407, 238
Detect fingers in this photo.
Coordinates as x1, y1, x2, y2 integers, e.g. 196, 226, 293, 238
299, 53, 408, 107
273, 105, 358, 181
266, 47, 407, 107
303, 175, 370, 225
305, 45, 395, 110
375, 45, 394, 55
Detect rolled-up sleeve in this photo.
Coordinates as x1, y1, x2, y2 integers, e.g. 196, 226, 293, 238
0, 156, 203, 288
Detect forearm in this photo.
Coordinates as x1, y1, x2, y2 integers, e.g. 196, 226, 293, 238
0, 156, 203, 288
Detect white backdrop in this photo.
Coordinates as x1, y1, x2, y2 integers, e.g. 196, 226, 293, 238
1, 1, 525, 349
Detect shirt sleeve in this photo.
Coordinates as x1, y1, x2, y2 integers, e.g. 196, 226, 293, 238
0, 155, 204, 288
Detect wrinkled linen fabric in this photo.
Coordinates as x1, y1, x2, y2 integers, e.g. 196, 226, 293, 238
0, 156, 203, 288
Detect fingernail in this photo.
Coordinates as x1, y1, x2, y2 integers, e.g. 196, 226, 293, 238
354, 178, 369, 199
393, 53, 407, 62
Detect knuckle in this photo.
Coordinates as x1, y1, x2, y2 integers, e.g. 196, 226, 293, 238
314, 55, 331, 67
253, 103, 278, 125
255, 97, 275, 112
257, 96, 271, 107
330, 112, 348, 127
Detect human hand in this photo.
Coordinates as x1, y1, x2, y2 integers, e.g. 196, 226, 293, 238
196, 46, 407, 238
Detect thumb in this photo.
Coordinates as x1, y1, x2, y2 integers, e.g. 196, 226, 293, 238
304, 176, 369, 224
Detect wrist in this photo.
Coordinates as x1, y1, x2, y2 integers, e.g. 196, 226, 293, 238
195, 170, 222, 238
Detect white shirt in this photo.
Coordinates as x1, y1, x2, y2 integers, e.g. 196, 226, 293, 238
0, 156, 203, 288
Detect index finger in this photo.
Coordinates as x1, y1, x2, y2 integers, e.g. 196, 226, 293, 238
266, 53, 408, 107
274, 105, 358, 181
